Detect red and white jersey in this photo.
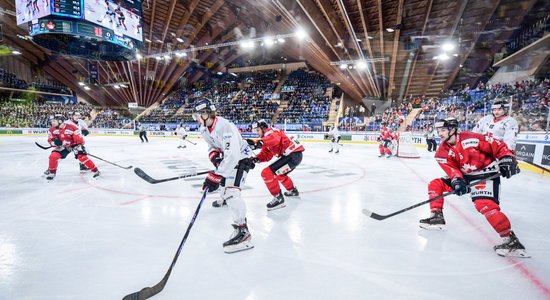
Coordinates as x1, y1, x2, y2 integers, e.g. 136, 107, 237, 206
472, 115, 519, 152
379, 126, 392, 141
256, 127, 305, 162
200, 116, 252, 178
48, 122, 85, 148
435, 131, 512, 180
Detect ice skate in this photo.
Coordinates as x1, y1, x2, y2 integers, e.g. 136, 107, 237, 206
494, 231, 530, 258
283, 187, 300, 198
92, 171, 101, 179
267, 193, 285, 211
223, 223, 253, 253
46, 171, 55, 180
419, 211, 446, 230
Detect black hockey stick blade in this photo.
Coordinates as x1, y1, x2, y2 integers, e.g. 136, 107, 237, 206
87, 153, 133, 169
134, 168, 211, 184
35, 142, 52, 150
184, 139, 197, 145
363, 173, 501, 221
122, 188, 209, 300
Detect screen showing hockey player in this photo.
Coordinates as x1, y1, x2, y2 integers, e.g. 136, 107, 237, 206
16, 0, 52, 25
83, 0, 143, 41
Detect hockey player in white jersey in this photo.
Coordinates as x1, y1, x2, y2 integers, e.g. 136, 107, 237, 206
193, 99, 256, 253
326, 124, 341, 154
472, 98, 519, 152
175, 123, 187, 148
69, 112, 90, 172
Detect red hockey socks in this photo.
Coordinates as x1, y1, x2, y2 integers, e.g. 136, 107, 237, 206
428, 178, 452, 211
261, 167, 281, 196
78, 154, 98, 172
277, 174, 295, 191
48, 151, 62, 173
474, 199, 511, 237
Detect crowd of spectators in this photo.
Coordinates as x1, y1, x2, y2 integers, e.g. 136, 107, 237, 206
0, 68, 27, 89
32, 81, 72, 95
407, 78, 549, 132
0, 101, 93, 128
92, 108, 132, 128
503, 15, 549, 58
277, 68, 332, 124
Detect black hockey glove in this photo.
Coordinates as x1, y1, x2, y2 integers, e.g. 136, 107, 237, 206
203, 172, 222, 192
498, 155, 520, 179
451, 178, 471, 196
52, 138, 63, 147
209, 150, 223, 168
81, 129, 90, 136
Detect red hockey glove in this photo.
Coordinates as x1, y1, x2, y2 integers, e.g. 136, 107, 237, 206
203, 172, 222, 191
209, 150, 223, 168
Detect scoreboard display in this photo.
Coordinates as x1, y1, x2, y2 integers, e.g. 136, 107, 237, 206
29, 18, 136, 50
17, 0, 143, 47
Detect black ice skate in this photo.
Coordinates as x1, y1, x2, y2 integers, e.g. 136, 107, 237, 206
46, 172, 55, 180
223, 223, 253, 253
419, 211, 446, 230
283, 187, 300, 198
328, 149, 333, 153
335, 150, 339, 154
212, 199, 227, 208
79, 163, 88, 173
267, 193, 286, 211
92, 171, 101, 179
494, 231, 530, 258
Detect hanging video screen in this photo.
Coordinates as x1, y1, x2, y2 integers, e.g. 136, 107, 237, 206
83, 0, 143, 42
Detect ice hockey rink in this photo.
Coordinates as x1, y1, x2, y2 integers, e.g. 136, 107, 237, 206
1, 135, 550, 300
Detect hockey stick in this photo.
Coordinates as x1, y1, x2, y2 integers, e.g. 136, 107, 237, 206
35, 142, 52, 150
362, 173, 501, 221
86, 153, 133, 170
35, 142, 132, 169
184, 138, 197, 145
134, 168, 210, 184
123, 188, 209, 300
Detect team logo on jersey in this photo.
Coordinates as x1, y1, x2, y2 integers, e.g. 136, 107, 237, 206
474, 181, 487, 190
461, 138, 479, 149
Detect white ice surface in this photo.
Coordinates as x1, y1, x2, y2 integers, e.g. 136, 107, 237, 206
1, 135, 549, 300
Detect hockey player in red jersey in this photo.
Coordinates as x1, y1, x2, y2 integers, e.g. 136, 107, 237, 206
378, 121, 393, 158
419, 117, 528, 257
247, 120, 305, 211
44, 115, 100, 180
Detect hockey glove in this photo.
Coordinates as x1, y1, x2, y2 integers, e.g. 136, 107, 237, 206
498, 155, 520, 179
451, 178, 471, 196
209, 150, 223, 168
81, 129, 90, 136
203, 172, 222, 192
52, 138, 63, 147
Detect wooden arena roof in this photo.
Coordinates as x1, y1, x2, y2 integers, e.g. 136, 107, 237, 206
0, 0, 548, 106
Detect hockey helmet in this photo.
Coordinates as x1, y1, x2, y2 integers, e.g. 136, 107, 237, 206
435, 117, 458, 130
194, 99, 216, 114
252, 119, 269, 130
491, 98, 510, 110
192, 99, 216, 122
